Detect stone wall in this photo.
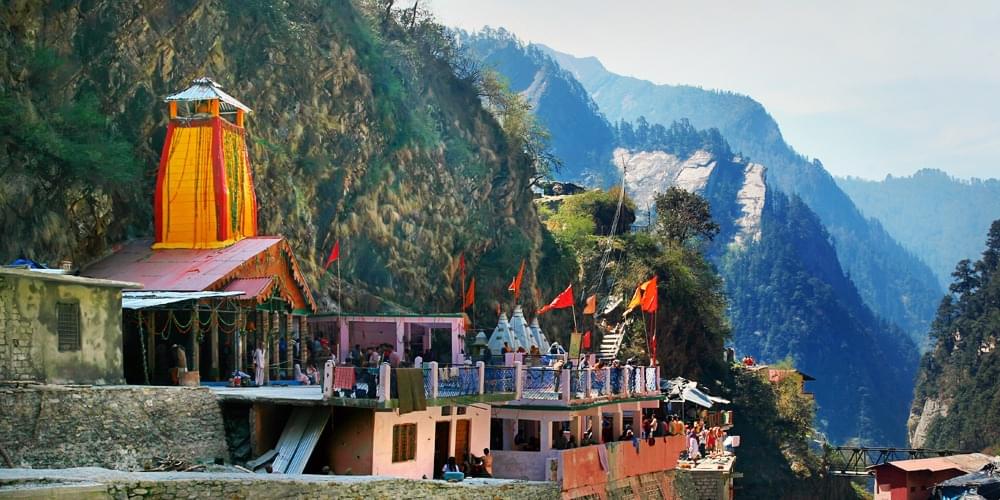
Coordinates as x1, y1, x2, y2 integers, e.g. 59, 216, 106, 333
0, 385, 228, 469
0, 468, 560, 499
675, 468, 733, 500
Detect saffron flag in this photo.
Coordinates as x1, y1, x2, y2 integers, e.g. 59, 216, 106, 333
640, 276, 658, 313
508, 260, 526, 301
537, 284, 574, 315
583, 294, 597, 315
625, 286, 643, 313
582, 330, 592, 350
463, 277, 476, 309
324, 241, 340, 269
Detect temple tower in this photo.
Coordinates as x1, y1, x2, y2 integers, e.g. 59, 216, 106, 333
153, 78, 258, 249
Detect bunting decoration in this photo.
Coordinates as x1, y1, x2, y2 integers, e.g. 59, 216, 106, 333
508, 260, 526, 302
583, 294, 597, 315
538, 284, 574, 315
463, 277, 476, 310
323, 241, 340, 270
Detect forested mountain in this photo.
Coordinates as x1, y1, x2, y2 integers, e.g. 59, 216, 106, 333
456, 28, 616, 185
544, 46, 942, 346
909, 221, 1000, 452
617, 133, 916, 445
0, 1, 577, 316
838, 169, 1000, 289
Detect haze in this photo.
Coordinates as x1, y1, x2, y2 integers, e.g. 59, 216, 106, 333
432, 0, 1000, 180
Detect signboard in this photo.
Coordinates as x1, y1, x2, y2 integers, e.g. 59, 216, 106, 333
569, 331, 582, 359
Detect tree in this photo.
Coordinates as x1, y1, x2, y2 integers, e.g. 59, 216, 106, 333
653, 187, 720, 244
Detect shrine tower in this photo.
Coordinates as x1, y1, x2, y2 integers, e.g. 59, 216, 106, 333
153, 77, 258, 249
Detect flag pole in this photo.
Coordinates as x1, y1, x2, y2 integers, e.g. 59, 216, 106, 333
337, 257, 342, 313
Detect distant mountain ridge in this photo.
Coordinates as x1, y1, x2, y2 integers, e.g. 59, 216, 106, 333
837, 169, 1000, 289
542, 45, 942, 346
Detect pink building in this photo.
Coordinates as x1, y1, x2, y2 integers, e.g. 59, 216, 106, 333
309, 313, 466, 365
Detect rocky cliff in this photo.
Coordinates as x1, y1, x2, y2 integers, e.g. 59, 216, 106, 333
0, 1, 572, 313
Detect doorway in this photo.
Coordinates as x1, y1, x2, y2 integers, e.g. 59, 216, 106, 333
455, 419, 471, 467
434, 421, 451, 478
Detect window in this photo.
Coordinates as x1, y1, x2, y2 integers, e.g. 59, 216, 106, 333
56, 302, 80, 352
457, 406, 467, 415
441, 406, 452, 416
392, 424, 417, 462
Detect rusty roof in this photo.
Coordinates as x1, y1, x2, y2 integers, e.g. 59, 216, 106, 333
871, 453, 994, 473
83, 238, 284, 291
223, 277, 275, 303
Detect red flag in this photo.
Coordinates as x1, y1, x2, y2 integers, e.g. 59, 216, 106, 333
582, 330, 592, 350
640, 276, 658, 313
537, 284, 574, 315
324, 241, 340, 269
508, 260, 526, 302
583, 294, 597, 315
463, 277, 476, 309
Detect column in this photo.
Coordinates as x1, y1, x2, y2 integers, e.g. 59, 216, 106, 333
584, 368, 593, 399
451, 317, 463, 364
300, 316, 310, 367
395, 319, 404, 355
210, 306, 219, 380
378, 362, 391, 403
338, 317, 349, 363
514, 361, 524, 400
593, 406, 604, 444
570, 413, 582, 445
191, 304, 200, 373
270, 311, 279, 380
145, 311, 155, 383
430, 361, 440, 399
540, 417, 552, 452
285, 313, 293, 377
236, 309, 245, 372
611, 404, 623, 439
476, 361, 485, 394
560, 369, 571, 403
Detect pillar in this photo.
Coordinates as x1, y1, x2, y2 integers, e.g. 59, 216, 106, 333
338, 317, 349, 362
570, 414, 582, 445
585, 368, 593, 399
210, 306, 220, 380
378, 362, 391, 403
540, 417, 552, 452
560, 368, 571, 403
146, 311, 156, 383
322, 359, 335, 399
604, 367, 612, 396
514, 361, 524, 400
271, 311, 279, 379
285, 313, 293, 376
191, 304, 200, 373
476, 361, 485, 394
611, 404, 623, 438
593, 406, 604, 444
430, 361, 440, 399
395, 319, 404, 355
300, 316, 310, 366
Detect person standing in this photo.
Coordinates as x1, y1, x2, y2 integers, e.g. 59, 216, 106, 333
481, 448, 493, 477
253, 342, 266, 387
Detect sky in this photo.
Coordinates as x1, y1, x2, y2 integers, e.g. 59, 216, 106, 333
431, 0, 1000, 180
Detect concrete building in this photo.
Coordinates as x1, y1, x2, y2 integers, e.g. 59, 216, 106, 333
0, 267, 138, 384
869, 453, 995, 500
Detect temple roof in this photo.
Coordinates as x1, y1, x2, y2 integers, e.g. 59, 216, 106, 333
165, 77, 252, 113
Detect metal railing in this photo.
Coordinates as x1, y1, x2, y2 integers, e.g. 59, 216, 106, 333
437, 366, 480, 397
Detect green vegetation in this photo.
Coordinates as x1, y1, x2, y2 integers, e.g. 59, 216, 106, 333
613, 117, 731, 160
911, 220, 1000, 452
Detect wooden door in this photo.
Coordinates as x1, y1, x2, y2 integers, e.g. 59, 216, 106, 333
434, 421, 450, 478
455, 419, 471, 467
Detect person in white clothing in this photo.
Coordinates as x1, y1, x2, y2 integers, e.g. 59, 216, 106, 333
253, 342, 266, 387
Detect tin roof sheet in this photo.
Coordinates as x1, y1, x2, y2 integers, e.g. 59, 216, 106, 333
82, 237, 284, 292
164, 77, 251, 113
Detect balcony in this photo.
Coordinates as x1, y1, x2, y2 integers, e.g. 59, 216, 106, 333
320, 362, 660, 408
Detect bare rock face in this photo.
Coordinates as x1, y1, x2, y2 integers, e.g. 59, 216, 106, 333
613, 148, 765, 247
908, 397, 949, 448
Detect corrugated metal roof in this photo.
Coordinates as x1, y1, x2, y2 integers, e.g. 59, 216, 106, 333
873, 453, 994, 473
122, 291, 244, 310
164, 77, 252, 113
223, 277, 275, 302
83, 237, 283, 291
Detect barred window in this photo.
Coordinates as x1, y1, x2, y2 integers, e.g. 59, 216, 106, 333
392, 423, 417, 462
56, 302, 80, 352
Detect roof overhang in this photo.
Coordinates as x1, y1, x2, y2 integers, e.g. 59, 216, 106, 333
122, 291, 244, 310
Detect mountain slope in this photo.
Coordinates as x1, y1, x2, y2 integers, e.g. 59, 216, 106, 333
909, 221, 1000, 451
0, 1, 573, 315
619, 143, 916, 444
546, 46, 942, 345
838, 169, 1000, 289
457, 28, 616, 185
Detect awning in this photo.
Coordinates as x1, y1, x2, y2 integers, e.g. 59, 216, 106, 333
223, 277, 275, 302
709, 395, 731, 405
681, 387, 714, 408
663, 377, 715, 408
122, 291, 244, 310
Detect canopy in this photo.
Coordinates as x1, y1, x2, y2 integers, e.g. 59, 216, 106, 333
934, 469, 1000, 500
663, 377, 715, 408
122, 291, 243, 310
